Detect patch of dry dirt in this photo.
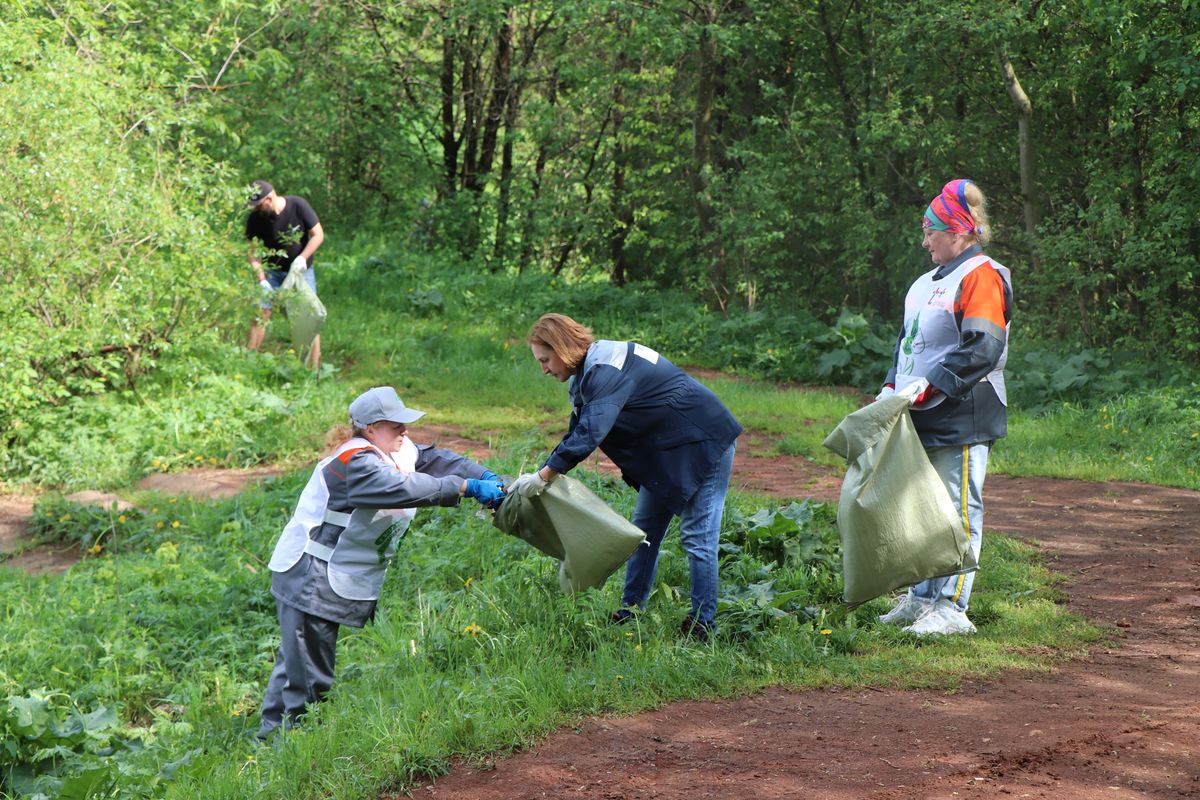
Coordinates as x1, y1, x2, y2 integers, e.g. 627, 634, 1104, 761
137, 466, 288, 498
0, 492, 79, 575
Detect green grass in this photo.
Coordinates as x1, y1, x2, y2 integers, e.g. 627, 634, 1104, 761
2, 473, 1103, 799
997, 393, 1200, 490
1, 240, 1177, 799
704, 376, 859, 465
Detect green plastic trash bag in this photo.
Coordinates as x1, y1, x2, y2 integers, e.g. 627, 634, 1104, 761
492, 475, 647, 594
822, 394, 977, 606
280, 264, 327, 364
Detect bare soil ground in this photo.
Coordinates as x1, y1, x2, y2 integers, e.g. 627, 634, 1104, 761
4, 430, 1198, 799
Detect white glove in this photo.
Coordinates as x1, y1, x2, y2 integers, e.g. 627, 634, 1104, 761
897, 377, 930, 405
258, 278, 273, 294
509, 471, 550, 498
290, 256, 307, 273
874, 385, 896, 402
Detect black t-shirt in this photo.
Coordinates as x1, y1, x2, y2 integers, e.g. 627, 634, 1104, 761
245, 195, 320, 271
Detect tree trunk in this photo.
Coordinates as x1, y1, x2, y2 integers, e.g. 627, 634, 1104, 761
997, 49, 1039, 248
519, 68, 557, 271
690, 14, 728, 311
553, 107, 611, 276
459, 24, 483, 191
610, 40, 633, 287
440, 28, 459, 195
475, 6, 515, 190
491, 66, 521, 268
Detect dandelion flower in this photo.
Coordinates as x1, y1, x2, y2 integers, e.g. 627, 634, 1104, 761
820, 629, 833, 635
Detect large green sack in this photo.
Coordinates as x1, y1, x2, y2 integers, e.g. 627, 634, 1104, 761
822, 394, 977, 606
280, 263, 327, 364
492, 475, 647, 594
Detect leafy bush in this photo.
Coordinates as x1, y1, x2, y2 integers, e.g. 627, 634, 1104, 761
1006, 344, 1190, 414
0, 20, 246, 474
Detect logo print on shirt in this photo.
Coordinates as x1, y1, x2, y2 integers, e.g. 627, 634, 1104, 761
901, 314, 925, 356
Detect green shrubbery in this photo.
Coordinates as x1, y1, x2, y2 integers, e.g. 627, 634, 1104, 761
0, 19, 247, 480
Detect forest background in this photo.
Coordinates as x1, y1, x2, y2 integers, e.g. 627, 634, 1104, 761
3, 2, 1200, 798
4, 0, 1200, 476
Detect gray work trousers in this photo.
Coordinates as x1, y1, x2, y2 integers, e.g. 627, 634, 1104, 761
257, 599, 341, 739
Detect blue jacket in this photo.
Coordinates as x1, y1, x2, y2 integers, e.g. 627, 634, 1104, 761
544, 341, 742, 513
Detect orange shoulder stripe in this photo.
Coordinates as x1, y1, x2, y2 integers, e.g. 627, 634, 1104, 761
956, 262, 1008, 330
337, 446, 370, 465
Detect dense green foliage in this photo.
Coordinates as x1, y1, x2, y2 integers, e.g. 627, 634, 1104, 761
0, 7, 247, 450
3, 1, 1199, 461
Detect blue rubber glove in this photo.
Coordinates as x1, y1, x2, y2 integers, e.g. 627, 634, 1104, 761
464, 479, 505, 509
480, 470, 505, 488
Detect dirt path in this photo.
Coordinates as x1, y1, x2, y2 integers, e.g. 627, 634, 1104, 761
415, 467, 1200, 800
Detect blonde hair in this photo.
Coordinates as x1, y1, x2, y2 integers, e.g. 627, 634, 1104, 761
527, 313, 595, 369
324, 423, 366, 454
963, 182, 991, 246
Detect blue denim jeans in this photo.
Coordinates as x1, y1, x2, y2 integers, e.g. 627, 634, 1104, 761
621, 443, 736, 626
910, 443, 990, 612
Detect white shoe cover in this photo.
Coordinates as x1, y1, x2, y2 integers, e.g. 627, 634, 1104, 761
903, 599, 977, 636
878, 593, 932, 625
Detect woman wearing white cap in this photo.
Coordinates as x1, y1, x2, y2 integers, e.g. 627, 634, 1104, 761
256, 386, 505, 740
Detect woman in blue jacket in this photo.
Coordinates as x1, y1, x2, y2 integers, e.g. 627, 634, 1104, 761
511, 313, 742, 641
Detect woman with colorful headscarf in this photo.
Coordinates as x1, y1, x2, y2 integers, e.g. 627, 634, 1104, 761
875, 179, 1013, 636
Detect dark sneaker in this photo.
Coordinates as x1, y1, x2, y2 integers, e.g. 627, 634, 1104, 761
680, 615, 711, 643
610, 608, 635, 625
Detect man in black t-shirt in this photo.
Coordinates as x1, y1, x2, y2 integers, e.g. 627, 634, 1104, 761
245, 179, 325, 369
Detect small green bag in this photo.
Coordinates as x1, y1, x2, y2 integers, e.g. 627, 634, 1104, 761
822, 394, 977, 606
280, 264, 327, 364
492, 475, 647, 594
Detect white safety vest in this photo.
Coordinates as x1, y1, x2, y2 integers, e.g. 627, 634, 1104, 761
894, 255, 1011, 410
267, 436, 419, 601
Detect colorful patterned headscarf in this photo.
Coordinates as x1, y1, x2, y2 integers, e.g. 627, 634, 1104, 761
922, 179, 979, 235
